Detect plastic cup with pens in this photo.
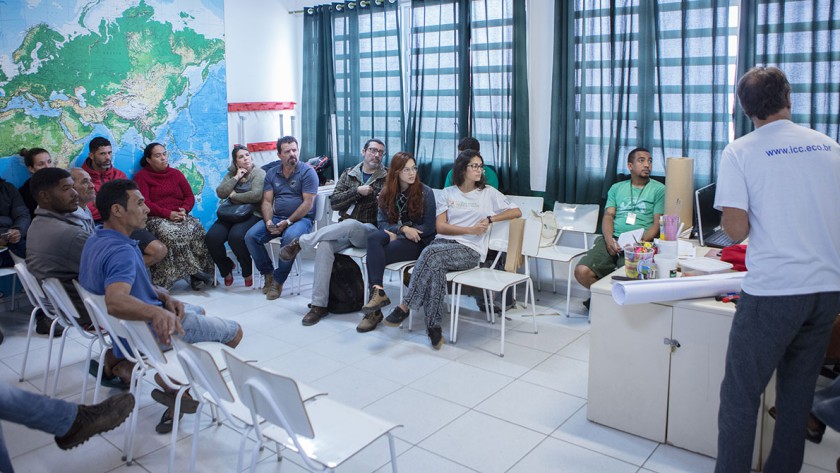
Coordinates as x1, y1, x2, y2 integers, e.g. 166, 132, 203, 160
624, 243, 656, 279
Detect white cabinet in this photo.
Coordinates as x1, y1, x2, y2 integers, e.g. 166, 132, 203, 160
587, 275, 769, 470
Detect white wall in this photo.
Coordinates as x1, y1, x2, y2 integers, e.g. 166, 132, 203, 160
223, 0, 303, 165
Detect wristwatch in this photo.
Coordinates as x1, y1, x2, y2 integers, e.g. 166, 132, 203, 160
487, 215, 493, 224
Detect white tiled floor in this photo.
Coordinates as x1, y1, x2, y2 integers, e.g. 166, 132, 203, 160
1, 261, 838, 472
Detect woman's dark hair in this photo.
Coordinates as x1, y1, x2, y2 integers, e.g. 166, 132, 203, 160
230, 144, 251, 172
737, 66, 791, 120
452, 149, 486, 189
140, 142, 165, 167
457, 136, 480, 152
20, 147, 50, 168
378, 152, 424, 224
96, 179, 139, 221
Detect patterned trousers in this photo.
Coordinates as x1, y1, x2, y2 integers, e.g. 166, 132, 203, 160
403, 239, 480, 330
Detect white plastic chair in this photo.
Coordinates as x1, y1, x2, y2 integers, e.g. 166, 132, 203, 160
13, 262, 66, 394
531, 202, 600, 317
171, 338, 327, 473
40, 278, 103, 401
224, 350, 402, 473
0, 261, 18, 310
450, 218, 540, 356
74, 282, 145, 465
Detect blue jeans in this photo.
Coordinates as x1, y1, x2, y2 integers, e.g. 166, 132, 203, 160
244, 217, 313, 284
113, 303, 239, 358
715, 291, 840, 473
0, 381, 76, 472
813, 373, 840, 432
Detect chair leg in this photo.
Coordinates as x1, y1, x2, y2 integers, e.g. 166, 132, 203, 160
43, 319, 60, 394
499, 287, 508, 357
189, 403, 203, 473
92, 348, 107, 404
169, 387, 188, 472
124, 366, 144, 464
529, 281, 538, 334
387, 432, 399, 473
19, 307, 37, 382
235, 427, 252, 473
551, 262, 557, 293
565, 263, 573, 317
51, 326, 73, 397
80, 338, 95, 403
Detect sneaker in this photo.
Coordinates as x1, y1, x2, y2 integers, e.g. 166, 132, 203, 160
362, 288, 391, 315
356, 310, 383, 333
383, 306, 410, 327
54, 392, 135, 450
189, 275, 206, 291
428, 326, 444, 350
278, 238, 302, 262
266, 280, 284, 300
302, 305, 328, 326
35, 310, 63, 337
262, 273, 274, 295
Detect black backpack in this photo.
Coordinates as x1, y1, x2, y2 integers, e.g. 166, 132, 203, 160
327, 254, 364, 313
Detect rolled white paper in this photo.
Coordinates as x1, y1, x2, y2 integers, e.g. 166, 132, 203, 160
611, 272, 745, 305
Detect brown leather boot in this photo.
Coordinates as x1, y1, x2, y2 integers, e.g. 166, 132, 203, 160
302, 305, 328, 326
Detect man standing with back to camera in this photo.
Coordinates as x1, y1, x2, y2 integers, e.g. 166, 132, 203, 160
714, 66, 840, 472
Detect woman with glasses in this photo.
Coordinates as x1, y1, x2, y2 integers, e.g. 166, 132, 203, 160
382, 149, 521, 349
358, 152, 437, 332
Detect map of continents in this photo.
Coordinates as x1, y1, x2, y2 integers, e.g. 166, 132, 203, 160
0, 0, 228, 227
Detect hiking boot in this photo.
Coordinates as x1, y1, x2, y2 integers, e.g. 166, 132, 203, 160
302, 305, 328, 326
262, 273, 274, 295
278, 238, 302, 262
357, 310, 383, 333
36, 310, 63, 337
383, 306, 410, 327
428, 326, 444, 350
54, 393, 135, 450
362, 287, 391, 315
266, 280, 283, 300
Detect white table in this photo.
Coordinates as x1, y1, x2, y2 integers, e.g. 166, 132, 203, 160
587, 267, 773, 471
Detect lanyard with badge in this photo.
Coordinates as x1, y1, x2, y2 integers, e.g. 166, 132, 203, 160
625, 182, 648, 225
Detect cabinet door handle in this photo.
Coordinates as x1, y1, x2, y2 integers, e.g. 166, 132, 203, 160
664, 337, 681, 352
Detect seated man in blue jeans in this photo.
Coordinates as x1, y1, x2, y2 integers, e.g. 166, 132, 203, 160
244, 135, 318, 300
79, 179, 243, 434
0, 382, 134, 472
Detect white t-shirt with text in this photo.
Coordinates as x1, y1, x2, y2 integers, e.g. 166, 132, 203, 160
436, 186, 518, 261
715, 119, 840, 295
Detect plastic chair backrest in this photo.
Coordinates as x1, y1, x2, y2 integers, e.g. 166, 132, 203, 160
172, 337, 235, 405
521, 218, 542, 258
224, 350, 314, 438
121, 319, 168, 367
41, 278, 92, 331
13, 262, 51, 312
74, 282, 140, 364
508, 195, 544, 217
552, 202, 600, 233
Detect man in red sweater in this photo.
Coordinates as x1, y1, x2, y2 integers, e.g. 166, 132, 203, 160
79, 137, 167, 266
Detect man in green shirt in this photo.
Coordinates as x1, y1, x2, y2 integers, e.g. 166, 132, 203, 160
442, 137, 500, 189
575, 147, 665, 298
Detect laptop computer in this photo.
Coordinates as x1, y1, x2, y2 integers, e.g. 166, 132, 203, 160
694, 182, 744, 248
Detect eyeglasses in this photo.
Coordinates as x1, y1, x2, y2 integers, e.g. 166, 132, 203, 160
466, 163, 484, 170
400, 167, 418, 174
366, 148, 385, 156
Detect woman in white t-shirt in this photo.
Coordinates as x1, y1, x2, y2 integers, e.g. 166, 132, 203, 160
382, 150, 521, 349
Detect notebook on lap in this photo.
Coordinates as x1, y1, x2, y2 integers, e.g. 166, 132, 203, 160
694, 183, 744, 249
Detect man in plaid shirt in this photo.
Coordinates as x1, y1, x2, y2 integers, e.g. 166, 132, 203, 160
279, 138, 388, 326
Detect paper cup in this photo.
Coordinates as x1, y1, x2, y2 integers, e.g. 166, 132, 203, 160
654, 255, 679, 279
625, 246, 655, 279
655, 239, 678, 259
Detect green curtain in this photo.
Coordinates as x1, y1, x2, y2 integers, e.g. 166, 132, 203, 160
331, 0, 404, 171
545, 0, 736, 206
737, 0, 840, 141
506, 0, 530, 195
404, 0, 470, 188
300, 7, 336, 162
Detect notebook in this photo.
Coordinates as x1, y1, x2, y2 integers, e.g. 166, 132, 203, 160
694, 183, 744, 249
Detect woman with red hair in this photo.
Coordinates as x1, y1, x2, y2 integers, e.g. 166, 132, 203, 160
357, 152, 436, 333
